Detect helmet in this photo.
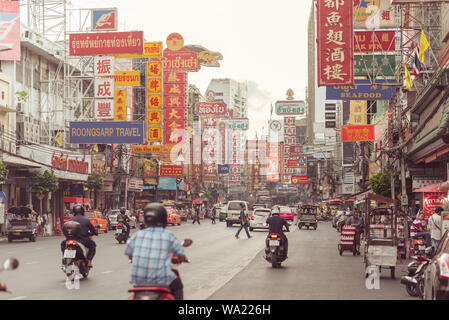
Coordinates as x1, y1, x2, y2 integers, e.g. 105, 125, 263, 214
72, 205, 84, 216
435, 206, 444, 213
272, 210, 280, 216
62, 221, 81, 239
143, 203, 167, 228
120, 207, 126, 215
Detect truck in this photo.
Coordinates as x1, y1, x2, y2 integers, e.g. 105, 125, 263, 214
226, 200, 251, 227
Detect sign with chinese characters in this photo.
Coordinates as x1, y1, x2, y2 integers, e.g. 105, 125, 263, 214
160, 165, 183, 178
91, 8, 117, 31
132, 145, 163, 153
341, 125, 375, 142
69, 31, 144, 56
354, 0, 397, 29
95, 99, 114, 120
147, 110, 163, 126
317, 0, 354, 86
164, 108, 187, 121
349, 101, 367, 125
114, 71, 140, 86
114, 89, 127, 121
95, 78, 114, 98
275, 101, 305, 115
326, 79, 396, 100
69, 121, 144, 144
195, 102, 227, 116
164, 83, 187, 96
291, 176, 308, 185
147, 126, 162, 142
147, 94, 163, 109
147, 58, 163, 145
354, 30, 396, 53
95, 56, 114, 76
354, 54, 396, 76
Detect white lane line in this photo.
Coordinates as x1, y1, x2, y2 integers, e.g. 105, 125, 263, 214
24, 261, 39, 265
101, 270, 114, 274
7, 296, 27, 300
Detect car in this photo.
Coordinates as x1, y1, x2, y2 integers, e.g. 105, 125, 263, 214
249, 208, 271, 231
226, 201, 250, 227
179, 209, 188, 221
278, 206, 294, 223
218, 205, 227, 222
108, 209, 136, 230
6, 206, 38, 243
423, 230, 449, 300
252, 203, 266, 210
85, 210, 109, 233
166, 207, 181, 226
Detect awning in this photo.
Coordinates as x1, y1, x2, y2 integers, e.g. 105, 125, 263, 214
327, 198, 342, 203
1, 154, 41, 168
64, 197, 90, 203
346, 198, 356, 202
413, 183, 441, 193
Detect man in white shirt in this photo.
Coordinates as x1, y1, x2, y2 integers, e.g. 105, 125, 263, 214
429, 206, 443, 250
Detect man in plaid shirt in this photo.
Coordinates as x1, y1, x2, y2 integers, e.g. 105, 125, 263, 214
125, 203, 188, 300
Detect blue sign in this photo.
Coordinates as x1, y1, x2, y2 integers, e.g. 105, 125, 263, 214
297, 156, 307, 166
158, 177, 184, 191
69, 121, 144, 144
326, 80, 396, 100
218, 165, 230, 175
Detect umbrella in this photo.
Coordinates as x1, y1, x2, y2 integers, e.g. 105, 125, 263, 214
413, 183, 442, 193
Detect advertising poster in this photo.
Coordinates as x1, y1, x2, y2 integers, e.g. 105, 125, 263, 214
143, 159, 158, 185
0, 1, 20, 61
423, 192, 447, 220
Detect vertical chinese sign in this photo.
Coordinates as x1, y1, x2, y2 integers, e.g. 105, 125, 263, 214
317, 0, 354, 86
147, 59, 163, 143
94, 56, 115, 120
283, 117, 296, 183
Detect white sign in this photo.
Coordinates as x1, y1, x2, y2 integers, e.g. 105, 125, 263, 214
94, 56, 115, 77
94, 99, 114, 119
95, 78, 115, 99
412, 176, 443, 190
129, 178, 143, 192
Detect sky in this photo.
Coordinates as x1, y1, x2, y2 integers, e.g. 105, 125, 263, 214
66, 0, 313, 138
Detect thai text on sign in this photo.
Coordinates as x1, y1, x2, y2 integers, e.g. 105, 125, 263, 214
341, 125, 375, 142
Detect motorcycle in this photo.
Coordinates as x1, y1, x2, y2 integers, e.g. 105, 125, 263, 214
115, 223, 129, 244
264, 231, 289, 268
128, 239, 193, 300
0, 258, 19, 294
400, 247, 433, 298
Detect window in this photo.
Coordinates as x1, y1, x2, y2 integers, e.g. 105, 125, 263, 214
215, 92, 223, 96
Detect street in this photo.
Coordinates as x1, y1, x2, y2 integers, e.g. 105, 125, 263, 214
0, 220, 416, 300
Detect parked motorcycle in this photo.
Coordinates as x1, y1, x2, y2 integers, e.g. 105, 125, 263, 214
0, 257, 19, 294
115, 223, 129, 244
128, 239, 193, 300
264, 232, 288, 268
400, 247, 433, 298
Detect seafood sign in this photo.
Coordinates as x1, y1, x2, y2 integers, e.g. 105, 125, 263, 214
195, 102, 227, 116
69, 31, 144, 55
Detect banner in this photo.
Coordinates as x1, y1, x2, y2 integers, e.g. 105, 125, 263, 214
160, 165, 183, 178
341, 125, 375, 142
0, 1, 20, 61
132, 145, 162, 153
317, 0, 353, 86
326, 79, 396, 100
267, 142, 279, 182
292, 176, 308, 185
354, 31, 396, 52
69, 121, 144, 144
69, 31, 144, 56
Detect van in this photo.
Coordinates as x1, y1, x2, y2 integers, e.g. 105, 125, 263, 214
226, 201, 250, 227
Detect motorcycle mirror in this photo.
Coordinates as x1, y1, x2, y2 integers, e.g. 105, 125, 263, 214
182, 239, 193, 247
2, 258, 19, 271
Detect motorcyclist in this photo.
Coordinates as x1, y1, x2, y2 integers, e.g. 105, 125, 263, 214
60, 204, 98, 268
125, 202, 188, 300
118, 207, 131, 238
266, 210, 290, 257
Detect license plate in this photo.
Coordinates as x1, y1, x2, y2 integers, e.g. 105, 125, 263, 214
306, 223, 310, 226
269, 240, 280, 246
419, 245, 425, 251
64, 249, 76, 259
116, 229, 122, 234
13, 232, 21, 236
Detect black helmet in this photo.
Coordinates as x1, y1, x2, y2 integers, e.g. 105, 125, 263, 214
62, 221, 81, 239
435, 206, 444, 213
72, 205, 84, 216
120, 207, 126, 215
143, 203, 167, 228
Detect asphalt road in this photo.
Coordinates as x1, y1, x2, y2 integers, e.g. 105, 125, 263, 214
0, 219, 417, 300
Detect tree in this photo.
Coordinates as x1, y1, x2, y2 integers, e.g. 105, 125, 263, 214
369, 172, 391, 197
31, 171, 59, 214
0, 161, 8, 184
87, 174, 104, 208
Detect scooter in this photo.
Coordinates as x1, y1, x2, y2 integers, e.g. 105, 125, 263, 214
400, 247, 433, 298
265, 231, 289, 268
0, 258, 19, 294
128, 239, 193, 300
115, 223, 129, 244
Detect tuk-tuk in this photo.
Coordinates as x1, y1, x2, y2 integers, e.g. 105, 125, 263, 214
297, 205, 319, 230
364, 194, 399, 279
6, 206, 38, 243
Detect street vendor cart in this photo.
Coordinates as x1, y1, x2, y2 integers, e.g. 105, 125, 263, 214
364, 193, 399, 279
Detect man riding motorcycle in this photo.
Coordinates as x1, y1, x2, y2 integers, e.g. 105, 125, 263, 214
118, 207, 131, 238
266, 210, 290, 257
125, 203, 188, 300
60, 205, 98, 267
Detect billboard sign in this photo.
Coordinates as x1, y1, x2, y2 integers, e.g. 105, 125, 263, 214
354, 0, 397, 29
115, 42, 163, 59
354, 54, 396, 76
341, 125, 375, 142
354, 31, 396, 52
195, 102, 227, 116
91, 8, 117, 31
69, 31, 144, 56
224, 119, 249, 131
291, 176, 308, 185
94, 99, 114, 120
69, 121, 144, 144
0, 1, 20, 61
114, 71, 140, 87
94, 56, 114, 77
160, 165, 183, 178
218, 164, 230, 175
95, 78, 114, 99
326, 79, 396, 100
132, 145, 162, 153
275, 101, 305, 115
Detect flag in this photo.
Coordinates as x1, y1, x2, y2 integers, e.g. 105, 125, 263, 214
55, 131, 63, 146
93, 144, 99, 152
419, 29, 429, 64
86, 144, 93, 153
413, 44, 421, 76
404, 65, 412, 91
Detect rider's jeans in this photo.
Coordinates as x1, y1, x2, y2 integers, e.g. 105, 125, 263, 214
413, 232, 431, 248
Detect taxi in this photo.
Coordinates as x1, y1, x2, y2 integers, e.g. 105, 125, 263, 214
85, 210, 109, 233
166, 207, 181, 226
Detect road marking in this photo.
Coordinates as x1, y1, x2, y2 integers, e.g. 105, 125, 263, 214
101, 270, 114, 274
8, 296, 27, 300
24, 261, 39, 265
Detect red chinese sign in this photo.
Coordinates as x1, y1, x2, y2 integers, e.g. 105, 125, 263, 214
164, 72, 188, 83
161, 48, 200, 72
164, 130, 184, 144
164, 95, 187, 108
164, 83, 187, 96
317, 0, 354, 86
354, 31, 395, 53
69, 31, 144, 56
160, 165, 183, 178
291, 176, 308, 185
341, 125, 375, 142
164, 108, 187, 120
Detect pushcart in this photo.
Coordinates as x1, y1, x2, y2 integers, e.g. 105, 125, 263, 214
338, 225, 357, 256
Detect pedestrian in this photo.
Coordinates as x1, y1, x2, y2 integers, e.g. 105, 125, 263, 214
429, 206, 443, 251
235, 203, 251, 239
210, 207, 216, 224
42, 212, 49, 236
192, 205, 200, 224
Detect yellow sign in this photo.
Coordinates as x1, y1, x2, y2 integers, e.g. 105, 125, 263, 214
147, 62, 162, 77
115, 71, 140, 87
114, 89, 127, 121
147, 126, 162, 142
147, 78, 162, 93
349, 101, 367, 125
147, 110, 162, 125
147, 94, 163, 109
115, 42, 163, 58
132, 145, 162, 153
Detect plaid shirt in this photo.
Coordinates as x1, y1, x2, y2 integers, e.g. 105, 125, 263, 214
124, 227, 184, 286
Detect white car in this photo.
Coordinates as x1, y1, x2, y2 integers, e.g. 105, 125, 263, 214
249, 208, 271, 231
108, 209, 137, 230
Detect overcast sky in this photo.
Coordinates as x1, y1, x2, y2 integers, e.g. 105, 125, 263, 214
68, 0, 313, 138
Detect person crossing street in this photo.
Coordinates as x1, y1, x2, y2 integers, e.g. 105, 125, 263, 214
235, 203, 251, 239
